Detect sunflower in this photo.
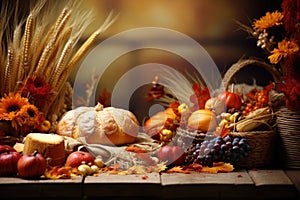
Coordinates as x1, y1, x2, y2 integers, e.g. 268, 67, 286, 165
17, 104, 45, 134
268, 39, 299, 64
253, 11, 284, 31
0, 93, 30, 122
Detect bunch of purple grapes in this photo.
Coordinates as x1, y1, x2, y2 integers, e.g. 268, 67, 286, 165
192, 135, 251, 167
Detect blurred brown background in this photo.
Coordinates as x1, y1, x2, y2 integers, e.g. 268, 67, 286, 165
2, 0, 282, 121
79, 0, 281, 119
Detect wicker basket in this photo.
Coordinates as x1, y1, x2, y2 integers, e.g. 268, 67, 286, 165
229, 131, 276, 168
222, 58, 281, 168
0, 136, 21, 146
172, 127, 215, 164
277, 107, 300, 169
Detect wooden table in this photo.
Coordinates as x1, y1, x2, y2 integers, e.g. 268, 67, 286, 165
0, 169, 299, 200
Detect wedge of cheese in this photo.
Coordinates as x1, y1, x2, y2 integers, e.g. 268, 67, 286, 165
23, 133, 66, 166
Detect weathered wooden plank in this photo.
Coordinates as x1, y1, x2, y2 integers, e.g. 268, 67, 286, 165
84, 172, 160, 184
0, 176, 83, 184
0, 176, 83, 199
247, 169, 297, 200
161, 170, 255, 199
161, 170, 253, 185
83, 173, 162, 198
285, 170, 300, 197
248, 169, 293, 186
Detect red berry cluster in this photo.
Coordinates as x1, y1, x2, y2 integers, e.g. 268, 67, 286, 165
242, 83, 273, 116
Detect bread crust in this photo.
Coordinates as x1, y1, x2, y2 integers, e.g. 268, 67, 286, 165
56, 104, 139, 145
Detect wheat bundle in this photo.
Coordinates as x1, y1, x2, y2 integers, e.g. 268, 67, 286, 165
0, 0, 118, 128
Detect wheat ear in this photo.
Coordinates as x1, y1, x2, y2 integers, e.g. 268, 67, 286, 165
35, 8, 71, 75
56, 11, 118, 89
50, 38, 75, 87
66, 11, 118, 71
0, 1, 11, 95
20, 14, 34, 77
15, 15, 34, 91
29, 8, 67, 74
3, 47, 15, 95
44, 27, 73, 83
8, 24, 22, 91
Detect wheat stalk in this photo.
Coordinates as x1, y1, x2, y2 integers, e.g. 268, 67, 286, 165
20, 14, 34, 77
1, 0, 118, 123
55, 10, 119, 90
0, 1, 11, 96
66, 10, 118, 71
35, 8, 72, 76
50, 38, 75, 87
3, 47, 15, 94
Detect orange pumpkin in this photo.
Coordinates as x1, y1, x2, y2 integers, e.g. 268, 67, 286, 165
187, 109, 217, 132
217, 91, 242, 110
143, 108, 177, 138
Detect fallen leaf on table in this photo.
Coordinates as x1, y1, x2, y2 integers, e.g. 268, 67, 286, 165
201, 162, 234, 174
166, 166, 191, 174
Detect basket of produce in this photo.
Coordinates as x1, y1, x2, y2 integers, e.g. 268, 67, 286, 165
143, 79, 218, 150
221, 58, 281, 168
143, 72, 252, 167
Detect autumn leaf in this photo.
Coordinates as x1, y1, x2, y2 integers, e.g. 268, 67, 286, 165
44, 166, 77, 179
166, 166, 191, 174
148, 162, 168, 173
214, 125, 230, 138
125, 145, 147, 153
183, 163, 203, 172
98, 88, 111, 107
201, 162, 234, 174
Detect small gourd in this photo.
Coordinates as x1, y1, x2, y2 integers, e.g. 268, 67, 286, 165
187, 109, 217, 132
204, 97, 225, 115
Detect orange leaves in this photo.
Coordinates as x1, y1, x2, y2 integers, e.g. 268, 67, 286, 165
166, 162, 233, 174
214, 125, 230, 138
125, 145, 147, 153
167, 166, 190, 174
98, 88, 111, 107
201, 162, 234, 174
44, 166, 78, 179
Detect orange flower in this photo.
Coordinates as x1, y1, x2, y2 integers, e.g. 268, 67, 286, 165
0, 93, 29, 122
253, 11, 284, 31
268, 39, 299, 64
22, 75, 51, 97
0, 93, 45, 135
17, 104, 45, 133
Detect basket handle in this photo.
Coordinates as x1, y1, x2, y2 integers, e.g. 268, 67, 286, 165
222, 59, 281, 89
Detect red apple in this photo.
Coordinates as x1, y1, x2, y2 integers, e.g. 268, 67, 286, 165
0, 145, 16, 154
0, 149, 22, 176
65, 151, 94, 168
17, 151, 47, 179
157, 145, 186, 166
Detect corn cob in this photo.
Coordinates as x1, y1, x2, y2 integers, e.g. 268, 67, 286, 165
233, 107, 273, 132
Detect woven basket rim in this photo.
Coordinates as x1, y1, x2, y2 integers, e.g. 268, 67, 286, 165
222, 58, 281, 89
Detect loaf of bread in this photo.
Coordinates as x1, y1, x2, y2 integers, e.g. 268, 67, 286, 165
56, 103, 140, 146
23, 133, 66, 166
